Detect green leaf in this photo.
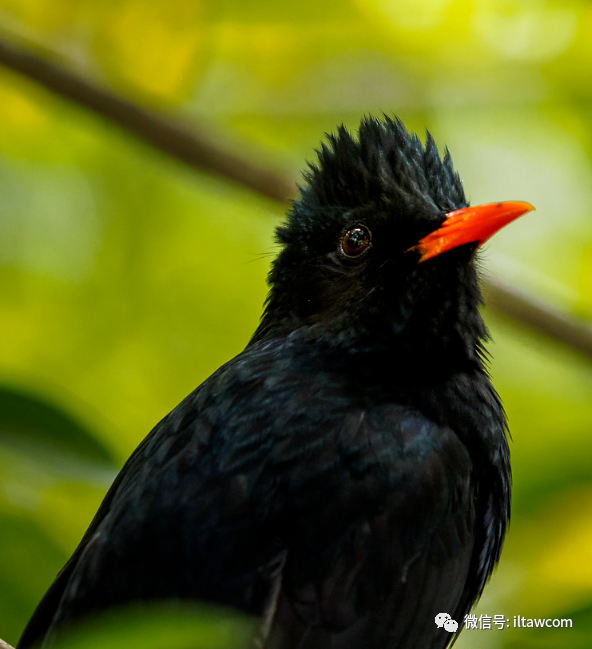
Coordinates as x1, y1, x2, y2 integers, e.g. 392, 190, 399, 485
51, 603, 256, 649
0, 385, 116, 475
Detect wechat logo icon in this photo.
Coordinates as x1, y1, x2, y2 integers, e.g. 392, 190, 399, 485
435, 613, 459, 633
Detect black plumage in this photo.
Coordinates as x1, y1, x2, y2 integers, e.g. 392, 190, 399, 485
19, 116, 517, 649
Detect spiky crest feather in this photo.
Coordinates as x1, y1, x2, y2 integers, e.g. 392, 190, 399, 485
278, 116, 466, 248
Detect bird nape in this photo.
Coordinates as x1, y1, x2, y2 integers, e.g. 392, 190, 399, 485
18, 116, 533, 649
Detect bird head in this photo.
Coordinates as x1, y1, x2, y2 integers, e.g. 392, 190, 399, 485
253, 117, 532, 369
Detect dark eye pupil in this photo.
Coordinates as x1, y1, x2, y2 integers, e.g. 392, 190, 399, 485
341, 225, 370, 258
346, 229, 365, 250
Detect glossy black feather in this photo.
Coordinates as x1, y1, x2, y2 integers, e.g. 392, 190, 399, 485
19, 116, 510, 649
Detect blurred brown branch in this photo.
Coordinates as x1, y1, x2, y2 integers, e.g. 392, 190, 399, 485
0, 33, 591, 359
0, 35, 294, 203
484, 279, 592, 358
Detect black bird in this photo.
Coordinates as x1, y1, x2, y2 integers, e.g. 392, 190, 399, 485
19, 116, 532, 649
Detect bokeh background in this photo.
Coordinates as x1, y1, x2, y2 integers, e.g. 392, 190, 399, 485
1, 0, 592, 647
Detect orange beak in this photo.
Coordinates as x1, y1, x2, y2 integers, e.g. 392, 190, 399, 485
413, 201, 535, 262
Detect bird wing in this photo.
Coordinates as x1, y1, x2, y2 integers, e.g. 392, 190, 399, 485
19, 341, 479, 649
264, 404, 477, 649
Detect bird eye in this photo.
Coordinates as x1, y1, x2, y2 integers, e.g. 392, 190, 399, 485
339, 225, 371, 259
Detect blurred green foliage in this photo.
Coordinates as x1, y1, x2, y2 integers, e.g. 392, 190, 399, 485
0, 0, 591, 646
42, 603, 254, 649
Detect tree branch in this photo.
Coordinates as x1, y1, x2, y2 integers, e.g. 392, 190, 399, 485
0, 35, 294, 203
0, 33, 591, 359
0, 638, 15, 649
484, 277, 592, 358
